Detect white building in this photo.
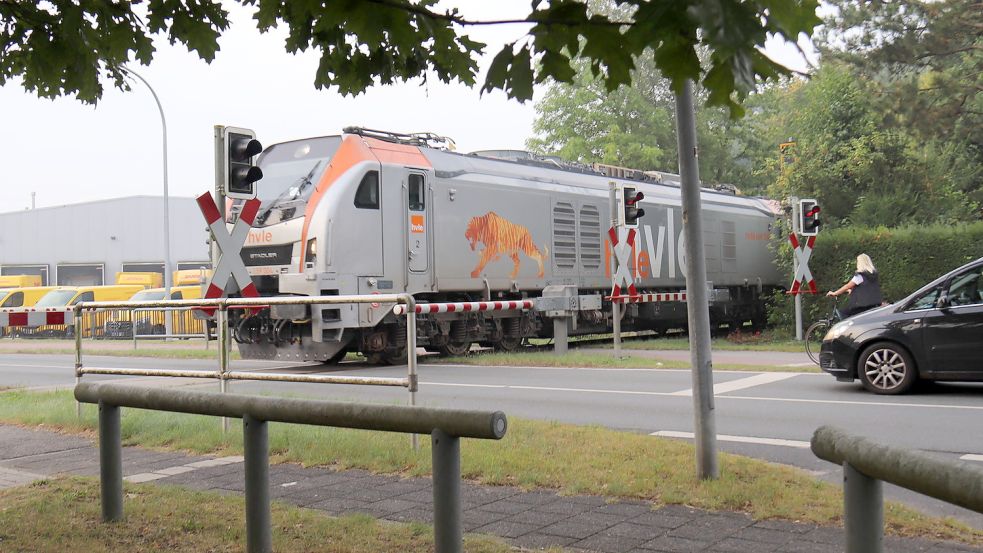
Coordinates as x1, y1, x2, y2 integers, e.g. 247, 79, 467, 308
0, 196, 210, 286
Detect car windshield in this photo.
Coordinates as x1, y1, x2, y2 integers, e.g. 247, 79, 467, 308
0, 291, 7, 303
235, 137, 341, 227
129, 291, 167, 302
34, 290, 77, 307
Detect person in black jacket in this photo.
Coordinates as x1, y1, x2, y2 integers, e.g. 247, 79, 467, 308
827, 253, 884, 318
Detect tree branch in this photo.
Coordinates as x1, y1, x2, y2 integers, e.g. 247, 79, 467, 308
359, 0, 635, 28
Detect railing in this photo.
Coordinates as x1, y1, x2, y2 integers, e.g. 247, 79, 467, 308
811, 425, 983, 553
75, 382, 507, 553
72, 294, 419, 434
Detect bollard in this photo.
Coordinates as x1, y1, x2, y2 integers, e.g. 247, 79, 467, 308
99, 401, 123, 522
844, 462, 883, 553
431, 428, 462, 553
243, 414, 271, 553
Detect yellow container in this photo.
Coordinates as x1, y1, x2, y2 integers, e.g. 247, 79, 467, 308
0, 275, 42, 288
115, 272, 163, 288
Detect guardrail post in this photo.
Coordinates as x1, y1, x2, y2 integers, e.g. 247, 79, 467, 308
431, 428, 462, 553
75, 306, 84, 418
243, 414, 271, 553
99, 400, 124, 522
219, 304, 230, 433
844, 461, 883, 553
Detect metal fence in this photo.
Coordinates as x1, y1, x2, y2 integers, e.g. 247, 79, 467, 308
75, 381, 507, 553
811, 425, 983, 553
72, 294, 420, 432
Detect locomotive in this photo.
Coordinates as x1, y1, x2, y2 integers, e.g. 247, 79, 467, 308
229, 128, 783, 362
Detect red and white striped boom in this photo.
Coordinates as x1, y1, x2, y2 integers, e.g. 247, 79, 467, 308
393, 300, 533, 316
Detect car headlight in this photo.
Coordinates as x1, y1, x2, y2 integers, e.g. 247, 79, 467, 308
825, 320, 853, 341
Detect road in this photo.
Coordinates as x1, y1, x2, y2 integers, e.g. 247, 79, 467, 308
2, 352, 982, 528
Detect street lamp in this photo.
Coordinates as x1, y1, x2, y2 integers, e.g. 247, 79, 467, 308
126, 67, 173, 338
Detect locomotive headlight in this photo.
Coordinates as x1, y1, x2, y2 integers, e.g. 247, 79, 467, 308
305, 238, 317, 265
825, 320, 853, 341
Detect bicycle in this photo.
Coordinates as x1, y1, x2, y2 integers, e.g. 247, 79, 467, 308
804, 298, 843, 365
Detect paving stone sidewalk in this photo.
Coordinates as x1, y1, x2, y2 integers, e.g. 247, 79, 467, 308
0, 424, 977, 553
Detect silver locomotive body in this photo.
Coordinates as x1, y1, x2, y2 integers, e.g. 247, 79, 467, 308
232, 131, 781, 362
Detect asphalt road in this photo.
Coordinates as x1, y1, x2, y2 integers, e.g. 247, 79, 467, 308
3, 352, 982, 528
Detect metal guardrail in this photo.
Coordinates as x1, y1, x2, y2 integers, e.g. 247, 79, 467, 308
76, 382, 507, 553
72, 294, 419, 434
811, 425, 983, 553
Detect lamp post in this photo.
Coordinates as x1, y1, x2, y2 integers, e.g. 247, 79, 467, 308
127, 68, 173, 338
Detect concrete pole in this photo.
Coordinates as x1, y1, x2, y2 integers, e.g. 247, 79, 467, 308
791, 198, 803, 340
553, 318, 569, 355
674, 80, 718, 480
128, 69, 173, 338
213, 125, 226, 270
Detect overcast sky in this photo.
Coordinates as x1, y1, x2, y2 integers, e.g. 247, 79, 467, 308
0, 1, 817, 212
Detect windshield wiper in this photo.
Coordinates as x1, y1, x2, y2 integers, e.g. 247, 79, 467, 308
256, 161, 323, 225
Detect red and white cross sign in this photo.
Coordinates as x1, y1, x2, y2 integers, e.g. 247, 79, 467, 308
608, 226, 638, 298
789, 233, 818, 294
196, 192, 261, 314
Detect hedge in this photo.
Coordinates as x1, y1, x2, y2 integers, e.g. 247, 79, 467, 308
767, 222, 983, 332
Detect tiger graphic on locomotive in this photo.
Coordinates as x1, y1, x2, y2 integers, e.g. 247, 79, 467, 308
228, 127, 782, 363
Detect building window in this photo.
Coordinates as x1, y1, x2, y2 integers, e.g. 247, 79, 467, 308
57, 264, 104, 286
1, 264, 49, 286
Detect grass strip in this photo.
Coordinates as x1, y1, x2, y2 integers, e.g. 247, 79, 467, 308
0, 477, 515, 553
0, 390, 977, 545
433, 350, 820, 373
593, 336, 807, 352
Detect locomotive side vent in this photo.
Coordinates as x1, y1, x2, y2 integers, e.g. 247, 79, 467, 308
579, 205, 602, 270
552, 202, 577, 270
722, 220, 737, 273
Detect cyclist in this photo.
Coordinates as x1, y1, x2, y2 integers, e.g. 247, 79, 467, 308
826, 253, 883, 319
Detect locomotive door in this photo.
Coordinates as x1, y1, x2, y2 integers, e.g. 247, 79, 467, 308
406, 172, 431, 276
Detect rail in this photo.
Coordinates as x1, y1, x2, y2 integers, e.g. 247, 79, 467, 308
75, 382, 507, 553
72, 294, 419, 433
811, 425, 983, 553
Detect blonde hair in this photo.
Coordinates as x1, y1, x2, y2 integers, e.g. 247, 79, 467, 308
857, 253, 876, 274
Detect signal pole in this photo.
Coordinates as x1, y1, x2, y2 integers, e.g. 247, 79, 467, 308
675, 80, 718, 480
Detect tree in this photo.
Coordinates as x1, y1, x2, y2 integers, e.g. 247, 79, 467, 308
768, 64, 979, 227
0, 0, 820, 115
527, 54, 789, 193
815, 0, 982, 206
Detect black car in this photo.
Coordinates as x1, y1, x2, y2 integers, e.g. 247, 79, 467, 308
820, 256, 983, 394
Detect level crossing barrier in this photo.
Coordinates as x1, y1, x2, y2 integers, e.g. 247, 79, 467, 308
811, 425, 983, 553
75, 381, 507, 553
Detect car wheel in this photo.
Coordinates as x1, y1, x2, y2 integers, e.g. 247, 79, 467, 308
857, 342, 917, 395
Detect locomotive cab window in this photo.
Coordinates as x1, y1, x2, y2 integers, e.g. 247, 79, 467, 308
2, 292, 23, 308
408, 174, 425, 211
354, 171, 380, 209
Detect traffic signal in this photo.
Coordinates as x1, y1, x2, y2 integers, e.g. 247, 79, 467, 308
799, 198, 821, 236
224, 127, 264, 200
623, 186, 645, 227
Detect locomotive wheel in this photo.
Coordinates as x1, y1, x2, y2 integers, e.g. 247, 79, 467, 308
438, 341, 472, 357
366, 348, 407, 365
493, 336, 523, 352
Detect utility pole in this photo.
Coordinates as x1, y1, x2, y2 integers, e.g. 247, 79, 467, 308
675, 80, 718, 480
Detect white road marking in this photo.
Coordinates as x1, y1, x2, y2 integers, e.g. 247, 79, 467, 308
670, 372, 799, 396
652, 430, 811, 449
423, 381, 983, 411
960, 454, 983, 462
